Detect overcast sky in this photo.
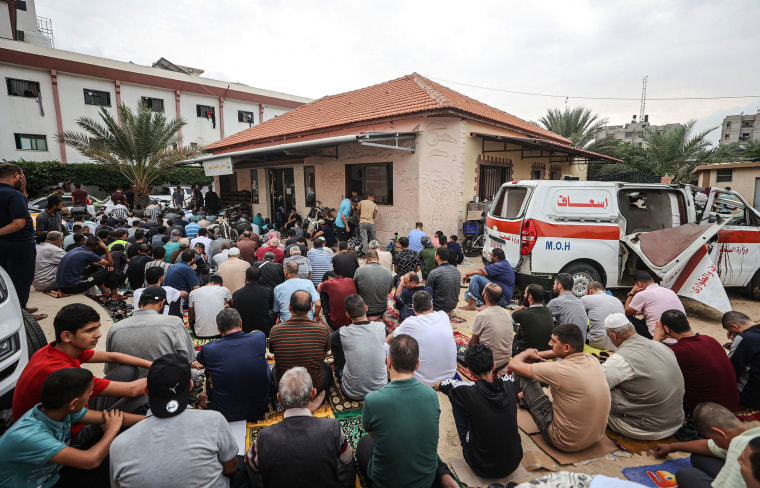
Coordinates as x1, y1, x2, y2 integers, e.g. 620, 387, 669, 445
35, 0, 760, 144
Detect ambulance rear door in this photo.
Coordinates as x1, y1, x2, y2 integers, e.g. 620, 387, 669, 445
484, 183, 532, 268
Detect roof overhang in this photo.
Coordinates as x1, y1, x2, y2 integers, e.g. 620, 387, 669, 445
177, 132, 419, 169
471, 132, 623, 164
693, 161, 760, 172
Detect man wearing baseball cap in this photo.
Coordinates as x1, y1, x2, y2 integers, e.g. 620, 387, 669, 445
110, 353, 240, 487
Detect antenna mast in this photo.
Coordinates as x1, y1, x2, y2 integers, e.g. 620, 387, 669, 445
639, 76, 648, 122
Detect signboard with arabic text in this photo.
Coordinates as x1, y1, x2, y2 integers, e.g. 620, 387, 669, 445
203, 157, 233, 176
546, 188, 616, 217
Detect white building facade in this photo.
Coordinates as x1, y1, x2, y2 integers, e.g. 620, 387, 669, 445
720, 113, 760, 145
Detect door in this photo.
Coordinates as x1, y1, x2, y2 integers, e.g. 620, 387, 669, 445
268, 168, 295, 225
754, 178, 760, 211
484, 185, 532, 267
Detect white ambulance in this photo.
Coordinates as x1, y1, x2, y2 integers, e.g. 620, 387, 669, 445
482, 180, 760, 312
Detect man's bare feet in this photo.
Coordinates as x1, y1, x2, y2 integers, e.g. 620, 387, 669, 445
198, 393, 208, 409
308, 390, 326, 412
458, 304, 477, 311
25, 307, 39, 313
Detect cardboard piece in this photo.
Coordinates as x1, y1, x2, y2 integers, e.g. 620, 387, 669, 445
529, 433, 618, 465
517, 408, 541, 435
449, 458, 529, 488
521, 449, 558, 472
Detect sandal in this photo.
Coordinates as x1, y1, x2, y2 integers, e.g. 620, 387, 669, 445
26, 307, 39, 313
32, 313, 48, 320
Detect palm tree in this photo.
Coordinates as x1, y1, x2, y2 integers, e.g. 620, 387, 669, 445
57, 102, 202, 213
743, 140, 760, 162
535, 106, 609, 148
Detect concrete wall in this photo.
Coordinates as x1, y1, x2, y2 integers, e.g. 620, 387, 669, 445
720, 114, 760, 144
699, 167, 757, 207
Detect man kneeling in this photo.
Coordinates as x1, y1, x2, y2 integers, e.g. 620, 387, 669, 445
508, 323, 611, 452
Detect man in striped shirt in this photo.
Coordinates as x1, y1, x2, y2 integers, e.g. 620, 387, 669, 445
307, 237, 333, 288
269, 290, 332, 408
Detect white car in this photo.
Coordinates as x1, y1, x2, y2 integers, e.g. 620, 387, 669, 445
28, 193, 97, 218
0, 266, 47, 412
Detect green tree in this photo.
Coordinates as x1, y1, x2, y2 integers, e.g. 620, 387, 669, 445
57, 102, 202, 212
534, 106, 608, 148
743, 140, 760, 162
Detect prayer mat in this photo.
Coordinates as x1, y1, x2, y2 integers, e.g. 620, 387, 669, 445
584, 343, 611, 364
448, 458, 529, 488
735, 407, 760, 422
622, 457, 692, 487
182, 310, 219, 350
530, 433, 618, 465
606, 427, 678, 453
245, 404, 334, 453
449, 312, 466, 324
328, 372, 364, 413
453, 331, 476, 382
42, 289, 71, 298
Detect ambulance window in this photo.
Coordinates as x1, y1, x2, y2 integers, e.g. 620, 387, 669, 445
492, 187, 529, 219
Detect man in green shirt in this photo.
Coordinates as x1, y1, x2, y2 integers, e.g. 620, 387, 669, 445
356, 334, 457, 488
418, 236, 437, 280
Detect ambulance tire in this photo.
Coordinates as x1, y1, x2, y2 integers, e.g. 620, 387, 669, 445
750, 270, 760, 300
562, 262, 602, 297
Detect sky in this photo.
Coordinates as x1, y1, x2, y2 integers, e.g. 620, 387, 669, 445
34, 0, 760, 144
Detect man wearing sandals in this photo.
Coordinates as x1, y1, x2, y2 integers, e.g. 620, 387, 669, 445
56, 236, 124, 302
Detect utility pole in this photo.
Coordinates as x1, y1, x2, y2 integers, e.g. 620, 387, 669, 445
639, 76, 648, 123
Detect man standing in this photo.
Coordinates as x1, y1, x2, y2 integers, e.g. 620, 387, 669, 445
354, 250, 394, 320
335, 193, 353, 243
435, 345, 522, 478
357, 335, 457, 488
460, 248, 515, 311
217, 247, 249, 295
204, 188, 219, 215
625, 270, 685, 339
657, 309, 738, 413
426, 247, 461, 314
332, 241, 359, 278
308, 237, 333, 288
387, 291, 457, 386
318, 271, 358, 330
197, 309, 271, 422
407, 221, 427, 253
172, 186, 184, 210
36, 195, 67, 235
274, 261, 322, 322
418, 236, 438, 280
71, 183, 88, 207
188, 275, 233, 339
269, 291, 332, 407
547, 273, 589, 342
33, 231, 66, 292
233, 267, 275, 336
508, 323, 611, 453
581, 281, 623, 350
109, 354, 239, 488
603, 313, 685, 440
722, 311, 760, 408
245, 367, 355, 487
463, 284, 514, 372
357, 194, 377, 254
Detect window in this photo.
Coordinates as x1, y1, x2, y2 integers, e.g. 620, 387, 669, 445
16, 30, 24, 41
725, 134, 730, 140
346, 163, 393, 205
549, 170, 560, 180
238, 110, 254, 124
531, 169, 543, 180
742, 121, 755, 128
304, 166, 316, 207
491, 187, 530, 220
196, 105, 215, 118
14, 133, 48, 151
740, 133, 751, 142
716, 169, 733, 182
479, 165, 511, 201
16, 1, 27, 10
6, 78, 40, 98
726, 121, 731, 128
141, 97, 164, 112
250, 169, 259, 204
83, 89, 111, 106
624, 132, 633, 139
219, 173, 237, 195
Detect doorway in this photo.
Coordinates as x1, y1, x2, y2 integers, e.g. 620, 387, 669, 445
269, 168, 295, 227
754, 178, 760, 211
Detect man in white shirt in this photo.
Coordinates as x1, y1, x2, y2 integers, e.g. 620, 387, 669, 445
386, 290, 456, 386
188, 275, 232, 338
33, 231, 66, 291
190, 228, 212, 256
108, 203, 131, 221
133, 266, 182, 317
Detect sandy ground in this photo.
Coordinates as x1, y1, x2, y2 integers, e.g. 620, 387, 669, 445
25, 256, 760, 486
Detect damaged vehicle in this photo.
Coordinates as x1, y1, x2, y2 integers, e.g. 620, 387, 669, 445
482, 180, 760, 312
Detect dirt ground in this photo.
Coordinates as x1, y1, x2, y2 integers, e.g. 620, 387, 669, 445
25, 255, 760, 486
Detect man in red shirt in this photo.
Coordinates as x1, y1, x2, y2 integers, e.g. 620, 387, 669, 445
12, 303, 151, 438
71, 184, 88, 207
317, 271, 357, 330
656, 309, 739, 413
255, 237, 284, 264
110, 188, 127, 206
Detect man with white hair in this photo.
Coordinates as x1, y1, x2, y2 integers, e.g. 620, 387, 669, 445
603, 312, 685, 440
33, 231, 65, 291
283, 245, 311, 280
212, 240, 233, 268
369, 239, 393, 272
255, 236, 284, 264
244, 367, 355, 486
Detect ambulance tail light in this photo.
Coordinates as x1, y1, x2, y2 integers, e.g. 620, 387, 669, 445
520, 219, 537, 255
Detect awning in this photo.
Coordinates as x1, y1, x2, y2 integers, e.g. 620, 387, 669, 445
471, 132, 622, 164
176, 132, 418, 167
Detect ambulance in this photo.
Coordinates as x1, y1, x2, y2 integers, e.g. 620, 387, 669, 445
482, 180, 760, 312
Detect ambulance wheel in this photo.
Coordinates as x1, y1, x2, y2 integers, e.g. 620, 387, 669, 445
750, 271, 760, 300
562, 262, 602, 297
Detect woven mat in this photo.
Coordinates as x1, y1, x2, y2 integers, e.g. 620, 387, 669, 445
245, 404, 334, 452
328, 371, 364, 413
43, 289, 72, 298
453, 331, 476, 382
182, 311, 218, 350
606, 427, 678, 453
622, 457, 691, 487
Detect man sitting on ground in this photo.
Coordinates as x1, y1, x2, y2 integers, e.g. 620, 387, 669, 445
603, 312, 685, 440
369, 239, 393, 271
0, 369, 134, 487
739, 437, 760, 488
197, 309, 271, 422
33, 231, 66, 292
269, 290, 332, 409
283, 245, 311, 279
723, 311, 760, 408
435, 345, 522, 478
461, 248, 514, 311
459, 283, 513, 373
511, 284, 554, 355
217, 247, 248, 295
331, 295, 388, 400
109, 353, 240, 488
233, 266, 275, 336
236, 231, 258, 264
245, 367, 355, 487
163, 249, 200, 302
332, 241, 360, 278
133, 267, 182, 317
657, 309, 739, 413
354, 249, 394, 321
188, 274, 232, 339
387, 291, 457, 387
508, 323, 611, 452
358, 335, 458, 488
654, 402, 760, 488
625, 270, 685, 339
56, 236, 118, 300
255, 251, 286, 290
308, 237, 333, 288
393, 236, 420, 277
446, 235, 464, 266
212, 240, 233, 267
318, 270, 357, 330
426, 247, 462, 314
394, 271, 432, 322
581, 281, 622, 350
547, 273, 589, 342
126, 243, 153, 290
255, 236, 284, 264
274, 261, 321, 322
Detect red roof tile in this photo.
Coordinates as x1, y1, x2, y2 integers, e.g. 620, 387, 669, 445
207, 73, 571, 152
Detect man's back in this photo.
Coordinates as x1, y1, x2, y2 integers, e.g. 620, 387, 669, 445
394, 312, 456, 386
105, 309, 195, 377
581, 292, 623, 348
127, 254, 153, 289
307, 248, 333, 287
269, 316, 330, 390
354, 263, 393, 316
332, 252, 359, 279
629, 283, 685, 334
731, 325, 760, 408
512, 306, 553, 352
233, 283, 274, 334
236, 239, 257, 264
273, 278, 319, 322
189, 286, 233, 337
255, 260, 286, 289
218, 258, 249, 295
197, 331, 270, 421
472, 306, 514, 368
407, 229, 426, 252
283, 255, 311, 279
426, 264, 461, 313
363, 378, 439, 488
547, 292, 589, 342
340, 321, 388, 399
110, 409, 238, 488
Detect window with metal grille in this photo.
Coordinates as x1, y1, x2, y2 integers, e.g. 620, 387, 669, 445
196, 105, 215, 117
83, 89, 111, 106
141, 97, 164, 112
14, 134, 48, 151
238, 110, 253, 123
16, 1, 27, 10
304, 166, 316, 207
716, 169, 733, 182
478, 165, 511, 201
6, 78, 40, 97
345, 163, 393, 205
